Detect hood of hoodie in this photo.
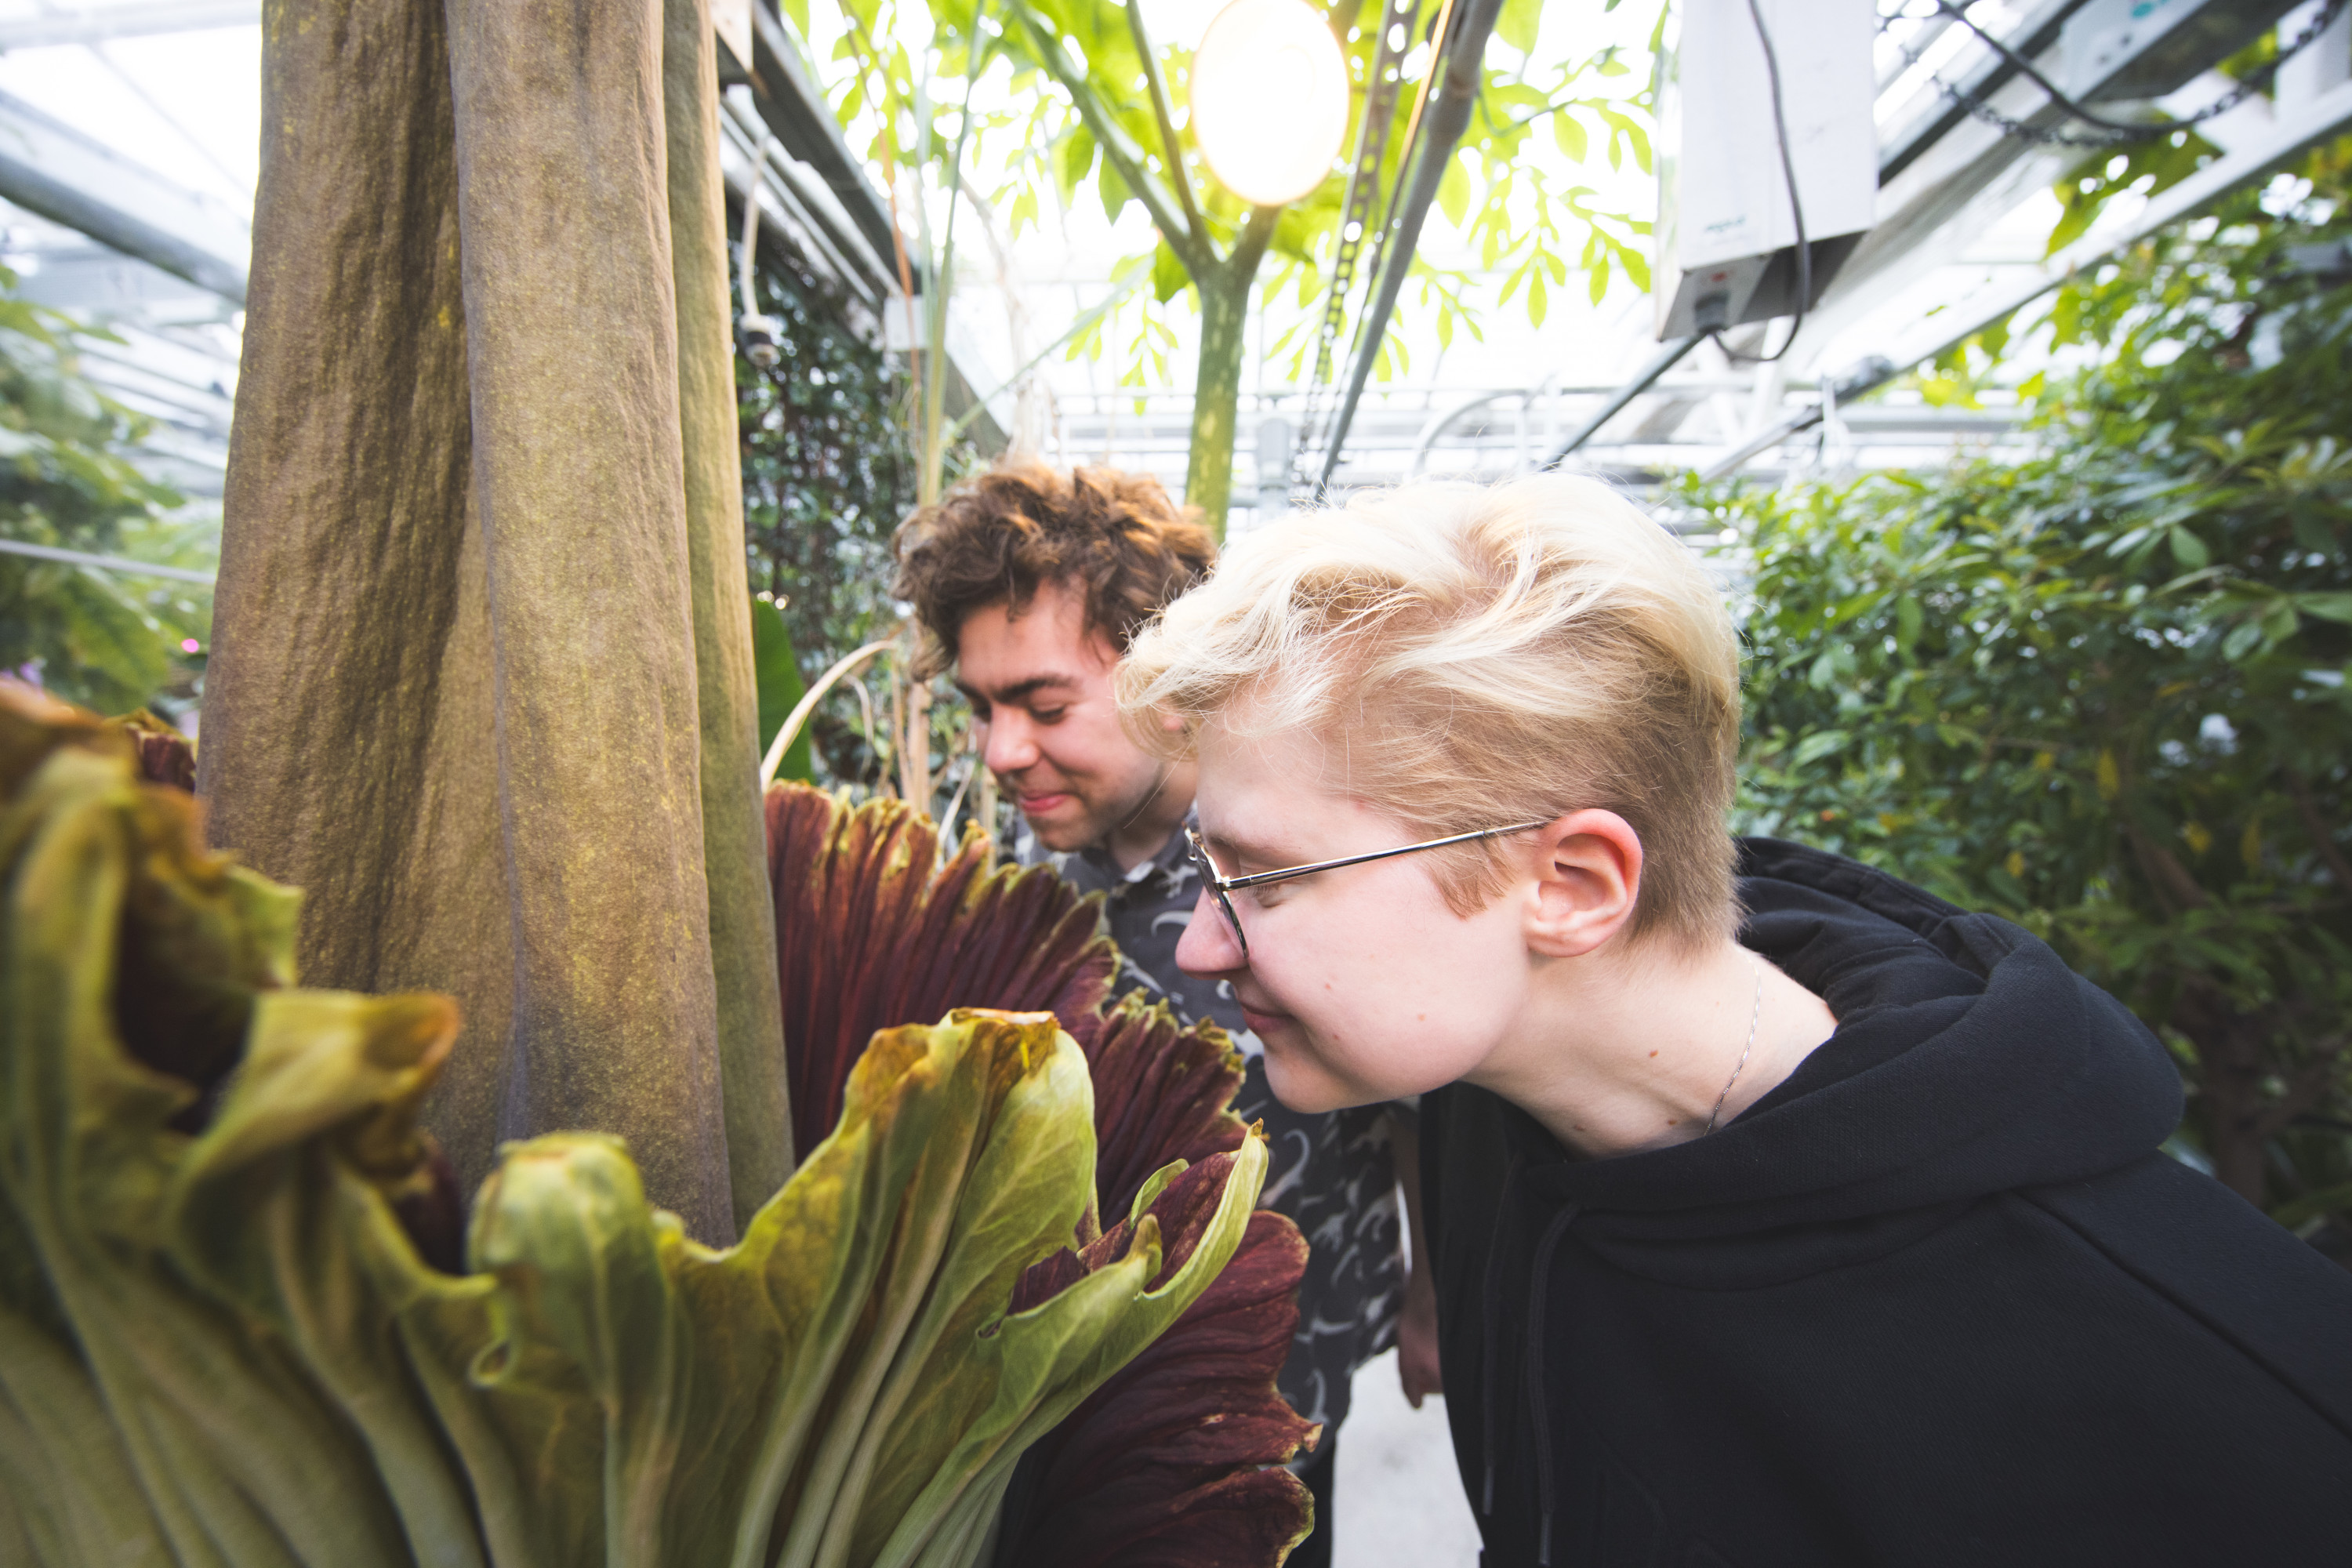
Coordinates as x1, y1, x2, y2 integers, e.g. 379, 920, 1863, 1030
1501, 838, 2185, 1286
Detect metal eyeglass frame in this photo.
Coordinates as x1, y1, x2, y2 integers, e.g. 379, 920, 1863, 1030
1183, 819, 1552, 958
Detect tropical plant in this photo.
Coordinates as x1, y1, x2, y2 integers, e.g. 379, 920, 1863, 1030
0, 684, 1278, 1567
1696, 171, 2352, 1230
786, 0, 1661, 531
0, 276, 206, 718
201, 0, 787, 1242
766, 782, 1319, 1563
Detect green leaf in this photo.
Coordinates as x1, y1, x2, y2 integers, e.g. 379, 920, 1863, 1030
1552, 112, 1588, 162
1895, 594, 1923, 657
2270, 1179, 2352, 1230
1437, 152, 1471, 227
751, 596, 811, 782
2167, 526, 2209, 571
1098, 155, 1131, 223
1495, 0, 1544, 54
1152, 239, 1188, 303
1056, 125, 1097, 203
1792, 729, 1850, 767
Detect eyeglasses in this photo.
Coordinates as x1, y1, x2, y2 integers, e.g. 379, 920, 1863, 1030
1183, 818, 1552, 958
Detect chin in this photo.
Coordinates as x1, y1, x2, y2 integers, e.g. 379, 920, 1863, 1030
1021, 808, 1097, 852
1261, 1047, 1359, 1116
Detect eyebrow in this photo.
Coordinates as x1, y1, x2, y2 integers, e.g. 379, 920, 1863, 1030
1205, 829, 1298, 870
953, 673, 1085, 706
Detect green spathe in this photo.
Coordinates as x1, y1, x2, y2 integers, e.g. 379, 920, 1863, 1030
0, 702, 1265, 1567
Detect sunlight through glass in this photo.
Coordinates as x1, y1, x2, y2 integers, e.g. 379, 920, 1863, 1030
1188, 0, 1350, 207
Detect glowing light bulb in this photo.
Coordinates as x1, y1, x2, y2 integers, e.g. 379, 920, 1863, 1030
1188, 0, 1349, 208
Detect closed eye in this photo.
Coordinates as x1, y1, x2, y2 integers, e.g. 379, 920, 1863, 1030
1238, 875, 1304, 906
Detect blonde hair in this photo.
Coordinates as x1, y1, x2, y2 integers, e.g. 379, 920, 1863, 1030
1116, 476, 1742, 949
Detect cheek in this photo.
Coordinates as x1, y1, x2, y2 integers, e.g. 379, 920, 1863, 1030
1033, 714, 1108, 775
1261, 887, 1520, 1096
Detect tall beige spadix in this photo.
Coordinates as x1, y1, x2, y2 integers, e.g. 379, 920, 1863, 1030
200, 0, 789, 1243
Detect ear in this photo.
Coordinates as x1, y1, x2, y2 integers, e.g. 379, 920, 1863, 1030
1523, 810, 1643, 959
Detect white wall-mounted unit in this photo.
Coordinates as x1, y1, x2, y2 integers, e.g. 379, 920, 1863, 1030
1654, 0, 1878, 339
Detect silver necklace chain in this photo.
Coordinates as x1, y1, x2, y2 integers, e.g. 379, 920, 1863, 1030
1705, 956, 1766, 1136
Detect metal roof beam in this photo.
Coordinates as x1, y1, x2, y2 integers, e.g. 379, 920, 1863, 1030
744, 0, 918, 291
0, 91, 249, 303
1703, 70, 2352, 480
0, 2, 258, 50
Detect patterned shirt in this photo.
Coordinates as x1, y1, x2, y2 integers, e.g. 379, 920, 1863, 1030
1018, 815, 1404, 1437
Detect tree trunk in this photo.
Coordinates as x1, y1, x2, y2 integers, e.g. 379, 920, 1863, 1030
201, 0, 779, 1244
1181, 216, 1275, 543
1184, 279, 1247, 542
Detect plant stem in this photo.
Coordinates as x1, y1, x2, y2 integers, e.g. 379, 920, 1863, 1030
1183, 212, 1277, 540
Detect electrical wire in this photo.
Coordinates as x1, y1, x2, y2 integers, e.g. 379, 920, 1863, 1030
1717, 0, 1809, 365
1928, 0, 2349, 150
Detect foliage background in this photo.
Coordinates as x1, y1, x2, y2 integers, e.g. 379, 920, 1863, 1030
0, 278, 209, 721
735, 232, 987, 813
774, 0, 1662, 524
1690, 149, 2352, 1247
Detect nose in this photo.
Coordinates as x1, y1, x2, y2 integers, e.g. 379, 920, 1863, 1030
1175, 887, 1244, 977
980, 712, 1038, 777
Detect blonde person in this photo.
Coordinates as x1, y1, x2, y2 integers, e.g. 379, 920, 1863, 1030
1116, 476, 2352, 1566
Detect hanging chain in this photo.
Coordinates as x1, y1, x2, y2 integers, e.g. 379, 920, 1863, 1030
1290, 0, 1420, 490
1921, 0, 2347, 149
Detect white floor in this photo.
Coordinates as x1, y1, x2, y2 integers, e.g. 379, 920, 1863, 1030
1330, 1348, 1484, 1567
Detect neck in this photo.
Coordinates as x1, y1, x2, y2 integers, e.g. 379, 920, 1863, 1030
1473, 935, 1838, 1159
1102, 758, 1198, 872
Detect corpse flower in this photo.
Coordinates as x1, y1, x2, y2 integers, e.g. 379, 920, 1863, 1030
0, 685, 1269, 1568
766, 783, 1320, 1566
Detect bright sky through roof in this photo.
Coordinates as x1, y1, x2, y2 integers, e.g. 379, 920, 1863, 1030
0, 15, 261, 211
0, 0, 2292, 499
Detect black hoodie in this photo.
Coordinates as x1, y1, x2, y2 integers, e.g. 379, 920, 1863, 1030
1419, 839, 2352, 1567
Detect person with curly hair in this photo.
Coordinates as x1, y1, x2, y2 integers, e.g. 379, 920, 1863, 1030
894, 461, 1410, 1568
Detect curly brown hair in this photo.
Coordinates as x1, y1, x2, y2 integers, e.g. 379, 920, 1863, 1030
891, 461, 1216, 677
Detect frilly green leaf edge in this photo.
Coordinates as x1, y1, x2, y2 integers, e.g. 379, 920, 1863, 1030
0, 698, 1269, 1568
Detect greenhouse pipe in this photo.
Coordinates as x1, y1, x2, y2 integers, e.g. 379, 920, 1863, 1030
0, 134, 245, 305
1539, 335, 1702, 470
760, 639, 894, 786
1405, 389, 1518, 478
1697, 357, 1896, 481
